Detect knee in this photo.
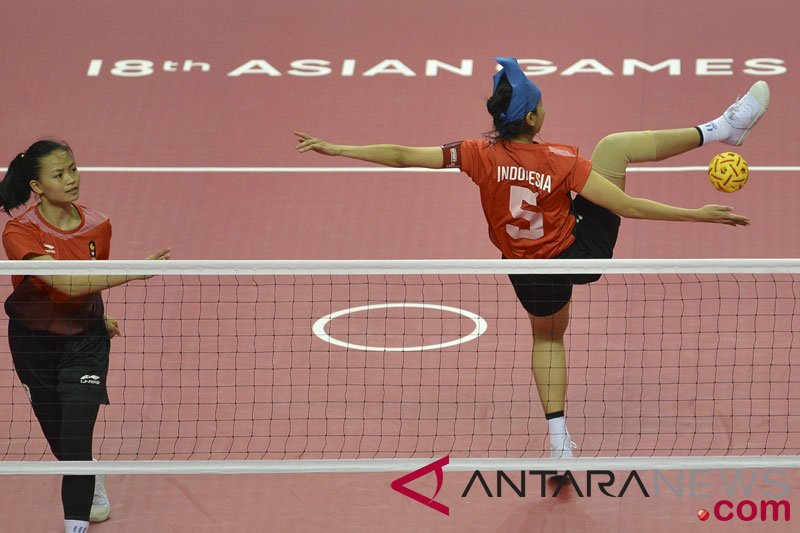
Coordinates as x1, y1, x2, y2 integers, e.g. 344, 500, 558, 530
533, 324, 568, 339
592, 132, 637, 161
59, 441, 93, 461
590, 133, 634, 182
530, 311, 570, 338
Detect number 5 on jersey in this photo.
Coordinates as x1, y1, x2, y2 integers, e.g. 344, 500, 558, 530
506, 185, 544, 240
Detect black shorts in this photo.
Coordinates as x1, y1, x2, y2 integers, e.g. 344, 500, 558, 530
508, 196, 621, 317
8, 318, 111, 405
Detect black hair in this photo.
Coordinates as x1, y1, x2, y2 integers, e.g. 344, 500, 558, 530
0, 139, 72, 214
484, 74, 536, 142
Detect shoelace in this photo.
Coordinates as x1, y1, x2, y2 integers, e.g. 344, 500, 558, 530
727, 93, 758, 122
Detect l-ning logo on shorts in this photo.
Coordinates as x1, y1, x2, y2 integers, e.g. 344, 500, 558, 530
80, 374, 101, 385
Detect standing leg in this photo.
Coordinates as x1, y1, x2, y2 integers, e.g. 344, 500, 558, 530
30, 394, 97, 532
60, 399, 100, 532
60, 320, 112, 530
529, 303, 574, 457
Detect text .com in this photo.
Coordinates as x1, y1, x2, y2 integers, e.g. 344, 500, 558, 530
698, 499, 790, 522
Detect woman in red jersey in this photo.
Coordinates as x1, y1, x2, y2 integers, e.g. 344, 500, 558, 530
294, 57, 769, 458
0, 139, 169, 532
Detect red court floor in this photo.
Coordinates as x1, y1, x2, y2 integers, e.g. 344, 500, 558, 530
0, 1, 799, 531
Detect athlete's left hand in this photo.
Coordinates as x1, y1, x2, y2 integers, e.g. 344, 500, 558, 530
104, 316, 121, 338
696, 205, 751, 226
293, 132, 342, 156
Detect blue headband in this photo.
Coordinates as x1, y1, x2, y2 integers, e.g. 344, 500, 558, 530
492, 57, 542, 129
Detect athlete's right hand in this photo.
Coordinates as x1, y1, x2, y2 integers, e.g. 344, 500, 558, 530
138, 248, 171, 280
104, 316, 121, 338
146, 248, 171, 260
293, 132, 342, 156
696, 205, 750, 226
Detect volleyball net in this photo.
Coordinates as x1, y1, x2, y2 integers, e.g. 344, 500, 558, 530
0, 258, 799, 474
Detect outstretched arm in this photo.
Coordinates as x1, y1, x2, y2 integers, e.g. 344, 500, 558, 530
579, 170, 750, 226
27, 248, 171, 297
294, 131, 444, 169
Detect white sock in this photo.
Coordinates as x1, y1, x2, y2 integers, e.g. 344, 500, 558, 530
696, 119, 730, 146
65, 519, 89, 533
548, 415, 574, 458
547, 415, 568, 446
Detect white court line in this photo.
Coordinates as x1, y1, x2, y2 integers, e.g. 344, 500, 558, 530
311, 302, 488, 352
1, 166, 799, 173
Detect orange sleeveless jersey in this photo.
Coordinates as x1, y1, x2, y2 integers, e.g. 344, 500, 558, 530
442, 139, 592, 259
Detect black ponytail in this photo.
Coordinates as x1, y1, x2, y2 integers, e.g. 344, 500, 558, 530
0, 139, 72, 215
484, 75, 535, 142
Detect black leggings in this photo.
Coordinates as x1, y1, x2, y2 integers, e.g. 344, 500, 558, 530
31, 396, 99, 520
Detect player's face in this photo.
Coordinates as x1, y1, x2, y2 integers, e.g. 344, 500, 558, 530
30, 150, 81, 205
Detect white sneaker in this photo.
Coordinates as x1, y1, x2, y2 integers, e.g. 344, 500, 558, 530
721, 80, 771, 146
90, 474, 111, 523
550, 433, 578, 459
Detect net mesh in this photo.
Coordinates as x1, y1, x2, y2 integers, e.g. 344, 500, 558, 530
0, 259, 798, 466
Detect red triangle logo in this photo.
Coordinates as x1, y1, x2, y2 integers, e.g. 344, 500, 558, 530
390, 456, 450, 516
